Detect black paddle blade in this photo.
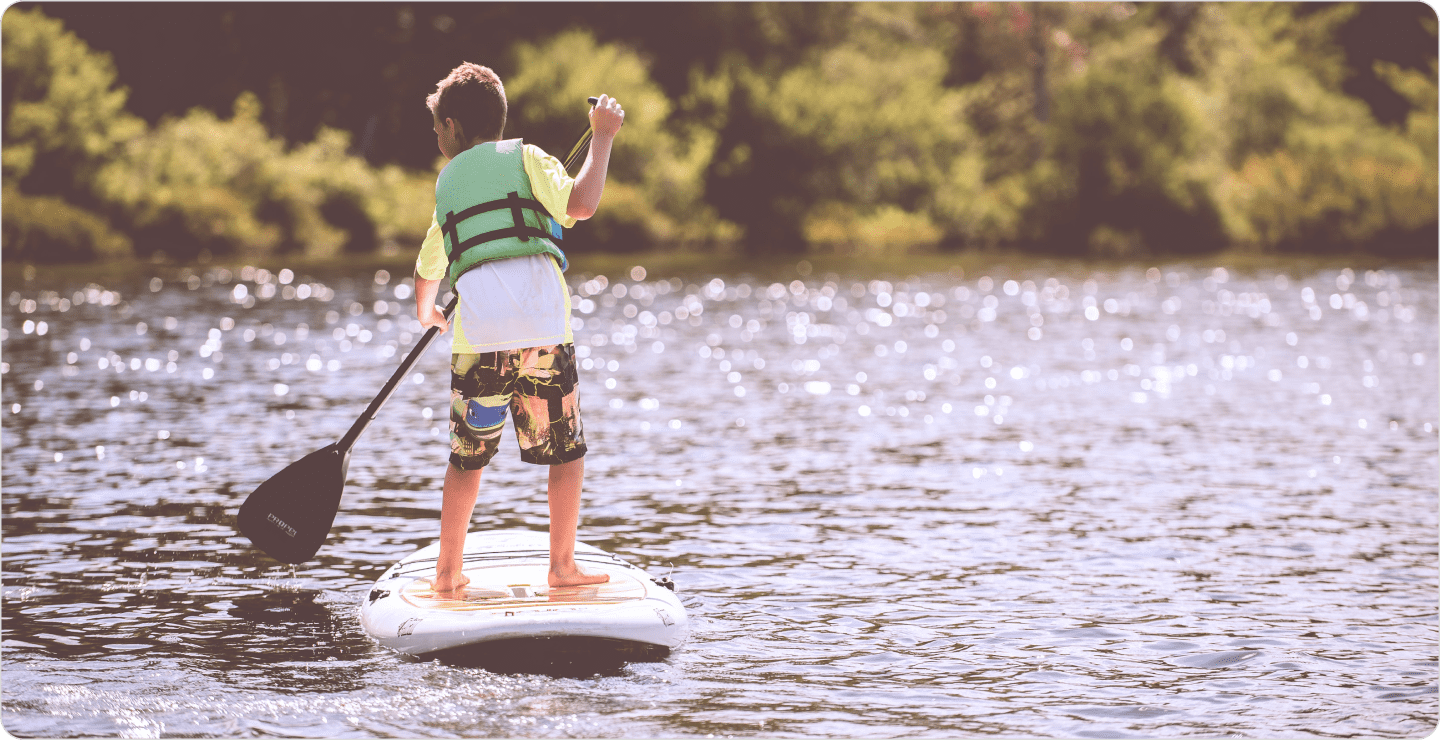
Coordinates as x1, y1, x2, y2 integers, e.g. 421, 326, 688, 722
237, 444, 350, 564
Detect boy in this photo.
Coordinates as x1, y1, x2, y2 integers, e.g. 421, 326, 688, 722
412, 62, 623, 593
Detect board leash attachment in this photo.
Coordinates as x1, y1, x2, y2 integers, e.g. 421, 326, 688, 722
651, 562, 677, 591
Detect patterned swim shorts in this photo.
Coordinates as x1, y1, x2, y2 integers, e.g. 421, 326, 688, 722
449, 344, 587, 469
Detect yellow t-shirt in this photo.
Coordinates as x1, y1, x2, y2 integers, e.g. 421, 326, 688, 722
415, 143, 578, 353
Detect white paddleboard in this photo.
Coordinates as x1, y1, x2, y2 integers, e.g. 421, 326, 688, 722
360, 529, 687, 661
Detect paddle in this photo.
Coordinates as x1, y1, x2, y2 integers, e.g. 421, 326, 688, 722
563, 97, 602, 171
237, 97, 604, 564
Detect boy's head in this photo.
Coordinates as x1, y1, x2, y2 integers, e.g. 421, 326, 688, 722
426, 63, 506, 152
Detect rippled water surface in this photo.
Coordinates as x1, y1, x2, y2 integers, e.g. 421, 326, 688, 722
3, 258, 1436, 738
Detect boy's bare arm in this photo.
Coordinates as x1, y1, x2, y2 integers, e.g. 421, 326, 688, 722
415, 273, 449, 333
567, 95, 624, 221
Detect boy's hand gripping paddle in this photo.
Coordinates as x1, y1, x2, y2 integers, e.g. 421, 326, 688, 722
563, 97, 602, 172
237, 98, 603, 564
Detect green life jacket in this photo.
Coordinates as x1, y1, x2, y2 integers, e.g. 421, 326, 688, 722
435, 139, 568, 285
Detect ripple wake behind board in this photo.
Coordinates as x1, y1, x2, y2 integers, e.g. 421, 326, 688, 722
361, 530, 687, 670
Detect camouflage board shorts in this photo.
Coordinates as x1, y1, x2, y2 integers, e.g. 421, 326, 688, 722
449, 344, 587, 469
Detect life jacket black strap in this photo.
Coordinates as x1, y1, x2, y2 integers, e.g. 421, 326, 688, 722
444, 192, 548, 227
449, 225, 556, 255
441, 191, 550, 256
506, 192, 530, 243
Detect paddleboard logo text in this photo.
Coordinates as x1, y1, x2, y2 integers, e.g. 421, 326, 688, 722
267, 512, 297, 538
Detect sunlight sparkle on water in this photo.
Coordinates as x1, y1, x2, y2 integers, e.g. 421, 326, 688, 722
1, 261, 1434, 738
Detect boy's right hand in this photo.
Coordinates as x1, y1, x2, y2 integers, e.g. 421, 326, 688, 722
413, 275, 448, 332
418, 304, 449, 334
589, 94, 624, 141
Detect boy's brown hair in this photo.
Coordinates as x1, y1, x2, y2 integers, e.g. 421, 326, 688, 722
426, 63, 507, 143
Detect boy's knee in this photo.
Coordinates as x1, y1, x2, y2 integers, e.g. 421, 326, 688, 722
448, 452, 494, 472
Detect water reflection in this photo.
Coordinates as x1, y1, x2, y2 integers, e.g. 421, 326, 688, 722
2, 259, 1436, 737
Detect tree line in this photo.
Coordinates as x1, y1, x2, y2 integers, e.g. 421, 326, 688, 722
3, 2, 1435, 264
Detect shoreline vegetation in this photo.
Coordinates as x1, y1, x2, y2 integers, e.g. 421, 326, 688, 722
5, 249, 1434, 292
3, 4, 1436, 267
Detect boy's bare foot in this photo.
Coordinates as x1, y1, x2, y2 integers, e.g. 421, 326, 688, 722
431, 572, 470, 595
548, 566, 610, 588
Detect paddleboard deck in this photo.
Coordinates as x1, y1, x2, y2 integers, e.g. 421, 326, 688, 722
360, 530, 687, 663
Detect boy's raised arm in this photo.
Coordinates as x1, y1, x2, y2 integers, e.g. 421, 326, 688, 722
566, 95, 624, 221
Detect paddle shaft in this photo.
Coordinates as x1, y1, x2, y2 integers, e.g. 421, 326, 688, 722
334, 98, 601, 454
336, 296, 457, 454
562, 97, 603, 171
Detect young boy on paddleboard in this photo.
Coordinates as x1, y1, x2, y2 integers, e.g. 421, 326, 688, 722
412, 62, 622, 593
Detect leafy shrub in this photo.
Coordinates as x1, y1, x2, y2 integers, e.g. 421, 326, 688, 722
1, 6, 144, 194
320, 192, 379, 254
95, 93, 280, 259
1188, 4, 1436, 254
96, 94, 434, 260
505, 29, 734, 251
2, 187, 130, 262
5, 8, 435, 263
2, 5, 141, 261
3, 4, 1435, 262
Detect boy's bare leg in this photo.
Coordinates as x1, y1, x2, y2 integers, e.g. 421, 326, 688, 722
547, 457, 610, 588
434, 463, 483, 593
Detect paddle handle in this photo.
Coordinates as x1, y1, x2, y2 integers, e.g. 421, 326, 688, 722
336, 294, 458, 454
562, 97, 603, 173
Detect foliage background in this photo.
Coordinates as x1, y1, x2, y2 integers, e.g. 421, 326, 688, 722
3, 2, 1435, 264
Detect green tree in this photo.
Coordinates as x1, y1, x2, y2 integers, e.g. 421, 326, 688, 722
1203, 3, 1437, 254
504, 29, 735, 252
699, 4, 985, 254
4, 6, 434, 263
2, 5, 140, 260
1030, 8, 1229, 256
763, 4, 971, 253
699, 3, 859, 254
2, 5, 144, 196
97, 93, 435, 261
95, 93, 283, 259
930, 2, 1124, 249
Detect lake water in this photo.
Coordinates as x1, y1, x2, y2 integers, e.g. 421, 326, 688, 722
2, 257, 1436, 738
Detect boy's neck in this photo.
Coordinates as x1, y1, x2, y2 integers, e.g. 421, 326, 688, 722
465, 136, 502, 151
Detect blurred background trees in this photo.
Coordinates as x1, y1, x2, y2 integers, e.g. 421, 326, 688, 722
3, 5, 141, 261
3, 2, 1434, 264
